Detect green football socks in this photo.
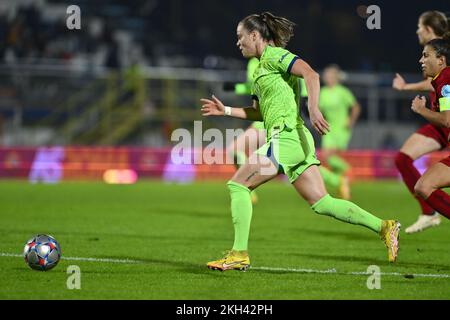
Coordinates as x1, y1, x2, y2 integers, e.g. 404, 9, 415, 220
227, 184, 383, 252
311, 194, 382, 233
227, 181, 253, 251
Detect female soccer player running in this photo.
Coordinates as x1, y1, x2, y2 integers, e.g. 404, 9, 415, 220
319, 64, 361, 200
409, 34, 450, 219
392, 11, 448, 233
227, 59, 309, 204
201, 12, 400, 271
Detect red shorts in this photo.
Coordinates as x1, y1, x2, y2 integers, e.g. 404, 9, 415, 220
416, 124, 450, 149
440, 156, 450, 167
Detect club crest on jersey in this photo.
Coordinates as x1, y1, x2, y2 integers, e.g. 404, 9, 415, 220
442, 84, 450, 98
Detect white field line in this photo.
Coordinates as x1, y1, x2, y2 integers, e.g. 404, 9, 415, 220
251, 266, 450, 279
1, 253, 143, 264
2, 252, 450, 279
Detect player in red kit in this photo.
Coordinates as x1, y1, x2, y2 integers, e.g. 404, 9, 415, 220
410, 33, 450, 220
392, 11, 449, 233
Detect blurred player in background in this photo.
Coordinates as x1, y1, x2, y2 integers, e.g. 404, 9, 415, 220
392, 11, 448, 233
318, 64, 360, 200
201, 12, 400, 271
224, 57, 266, 204
410, 34, 450, 220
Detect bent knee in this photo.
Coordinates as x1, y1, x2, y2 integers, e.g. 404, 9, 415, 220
228, 172, 254, 189
414, 179, 434, 199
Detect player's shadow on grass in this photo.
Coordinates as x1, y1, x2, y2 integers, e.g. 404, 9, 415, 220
98, 256, 247, 277
293, 227, 375, 241
291, 252, 393, 267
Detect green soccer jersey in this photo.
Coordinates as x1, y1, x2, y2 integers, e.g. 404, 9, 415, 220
252, 45, 301, 136
319, 84, 356, 129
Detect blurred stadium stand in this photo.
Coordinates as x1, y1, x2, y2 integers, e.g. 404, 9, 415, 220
0, 0, 442, 149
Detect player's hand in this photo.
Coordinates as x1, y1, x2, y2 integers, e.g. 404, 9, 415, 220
200, 95, 225, 116
309, 109, 330, 135
411, 95, 426, 114
393, 73, 406, 90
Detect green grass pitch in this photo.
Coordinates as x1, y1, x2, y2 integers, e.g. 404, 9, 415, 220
0, 180, 449, 299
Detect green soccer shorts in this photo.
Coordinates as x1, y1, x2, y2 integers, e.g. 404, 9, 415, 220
255, 124, 321, 183
321, 128, 351, 150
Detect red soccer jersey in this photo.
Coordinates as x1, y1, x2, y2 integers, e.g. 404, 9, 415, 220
431, 66, 450, 112
429, 90, 437, 111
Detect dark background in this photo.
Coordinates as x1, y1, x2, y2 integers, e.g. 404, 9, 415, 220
2, 0, 449, 72
140, 0, 449, 72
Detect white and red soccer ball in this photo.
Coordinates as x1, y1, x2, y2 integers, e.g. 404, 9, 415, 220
23, 234, 61, 271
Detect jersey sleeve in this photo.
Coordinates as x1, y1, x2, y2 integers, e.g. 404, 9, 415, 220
275, 48, 299, 74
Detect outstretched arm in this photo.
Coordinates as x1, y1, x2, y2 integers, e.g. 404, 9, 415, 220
290, 59, 330, 135
411, 95, 450, 128
393, 73, 434, 92
201, 95, 263, 121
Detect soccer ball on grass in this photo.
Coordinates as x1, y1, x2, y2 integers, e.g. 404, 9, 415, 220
23, 234, 61, 271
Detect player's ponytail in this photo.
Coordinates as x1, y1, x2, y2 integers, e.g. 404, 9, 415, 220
259, 12, 295, 48
240, 12, 295, 48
